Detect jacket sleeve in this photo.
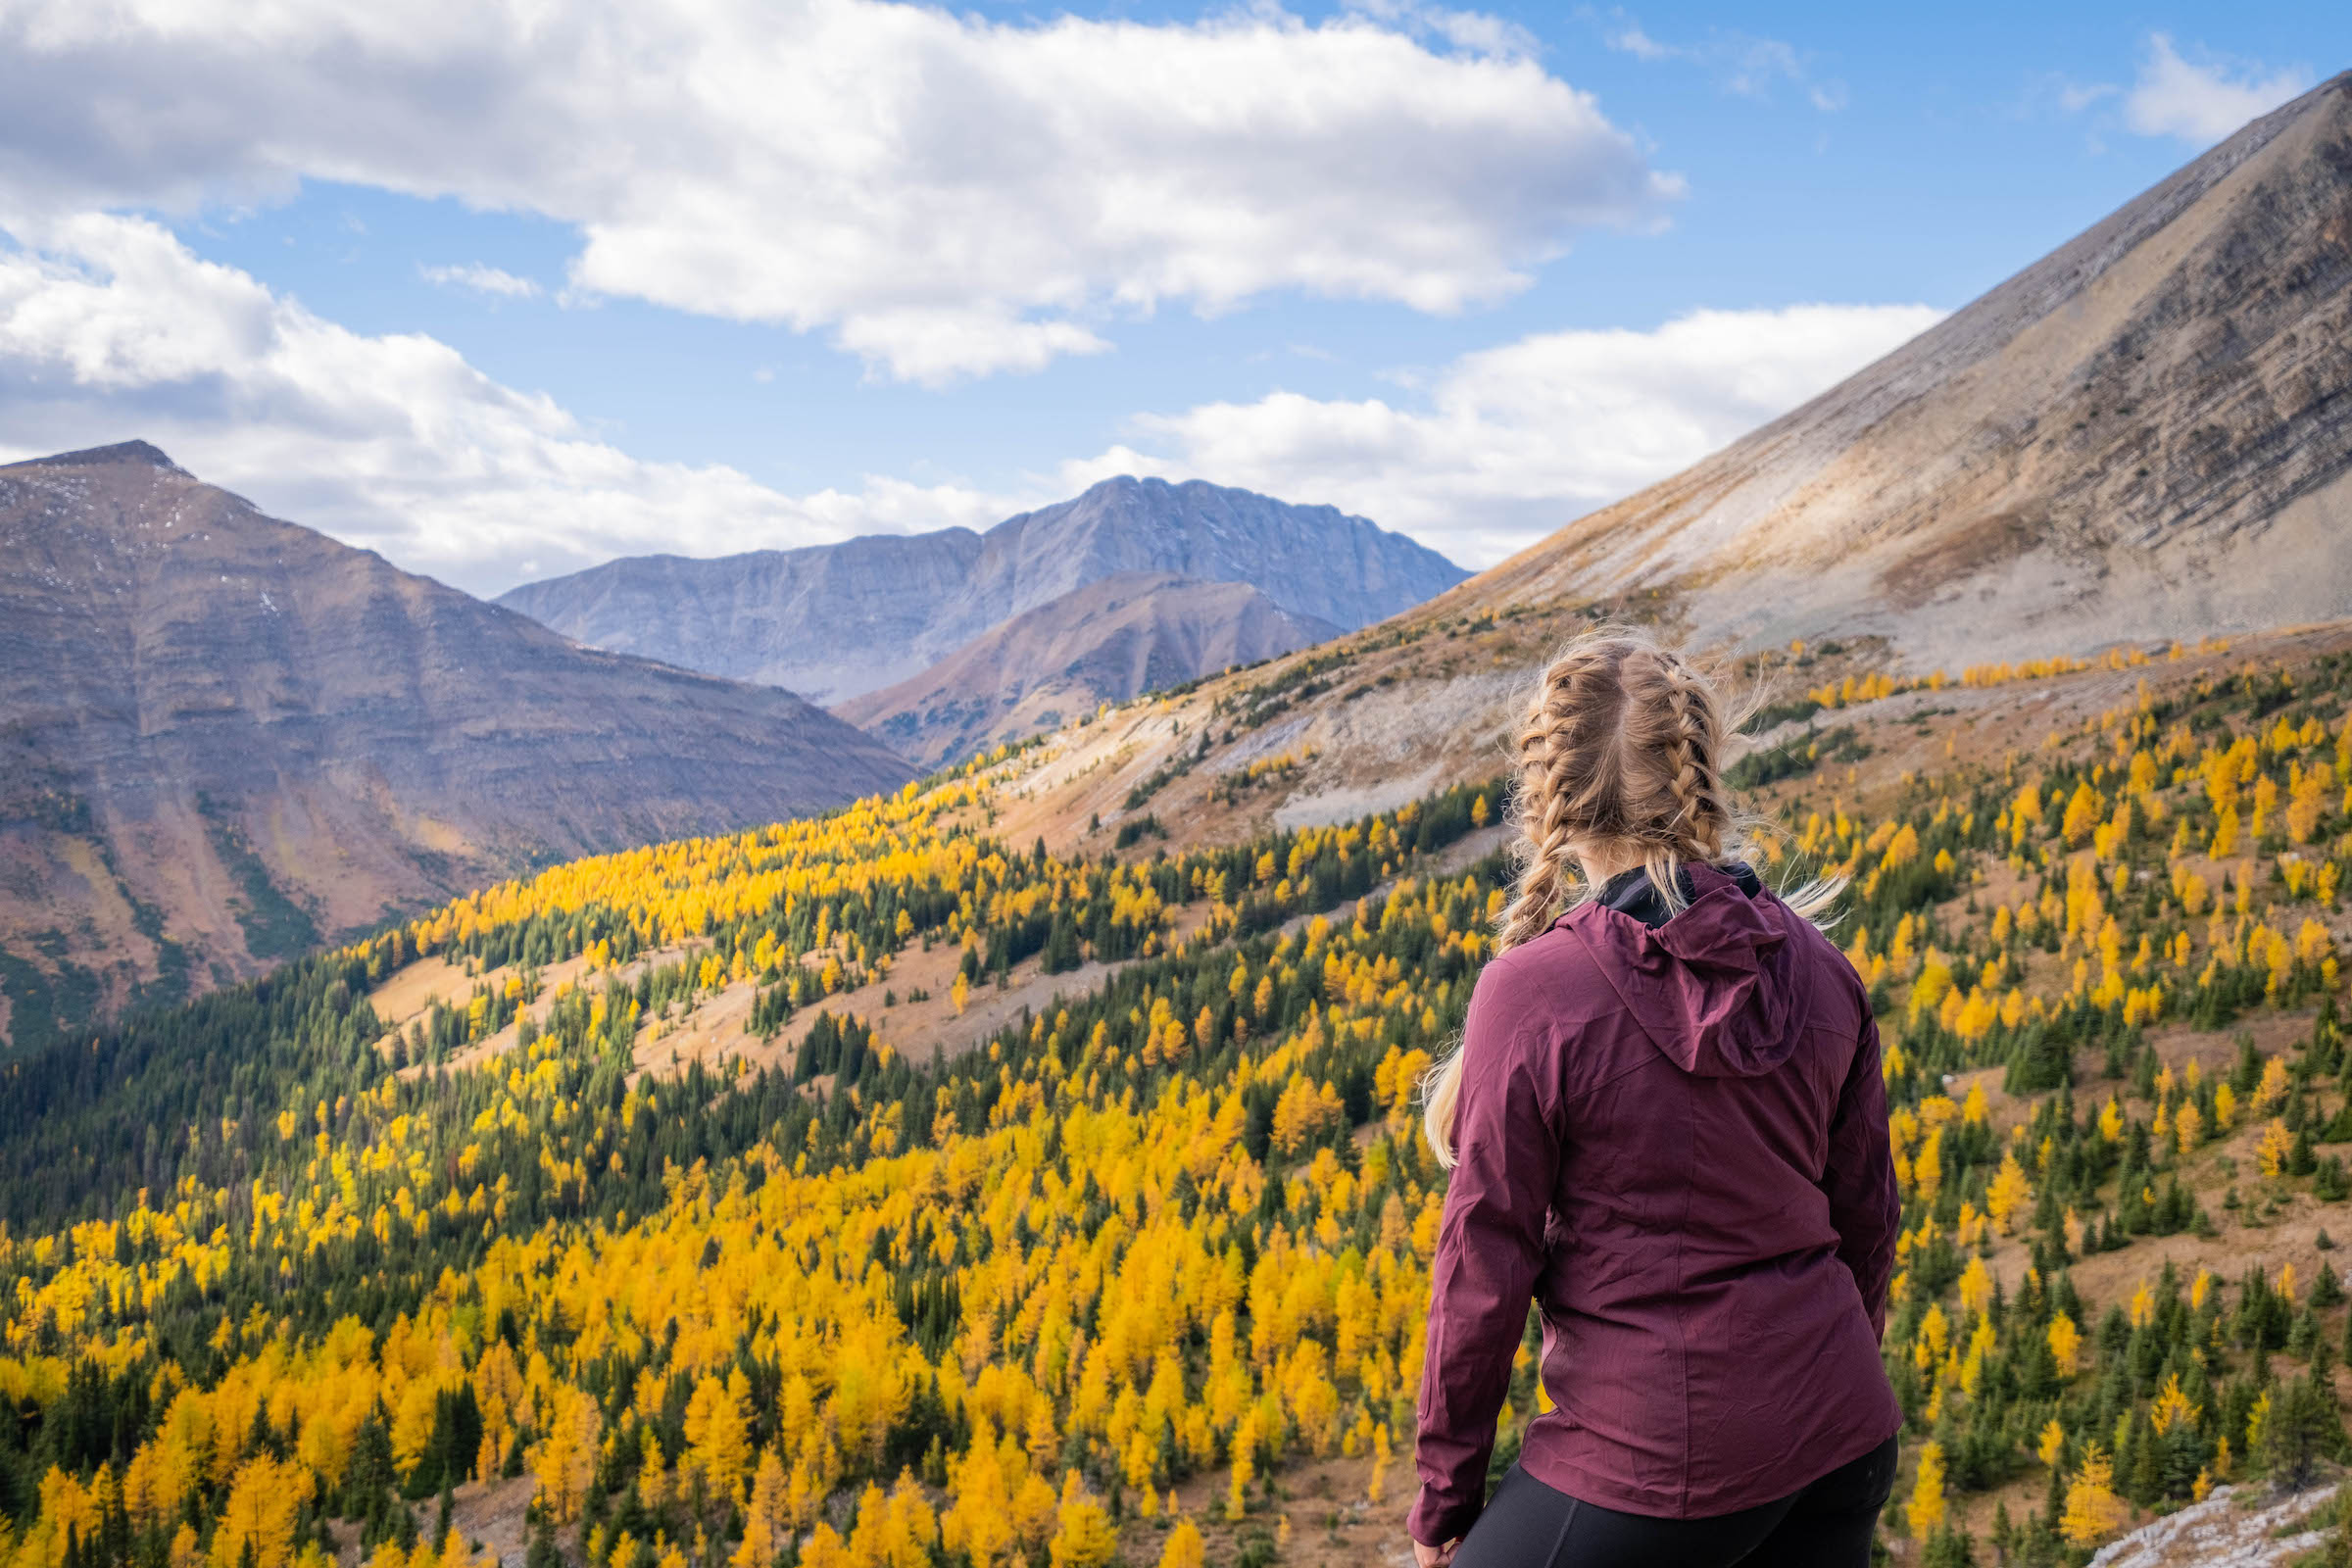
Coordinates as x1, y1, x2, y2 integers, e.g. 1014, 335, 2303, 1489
1409, 964, 1562, 1548
1823, 1007, 1899, 1340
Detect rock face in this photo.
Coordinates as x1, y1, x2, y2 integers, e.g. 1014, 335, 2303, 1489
835, 572, 1341, 768
0, 442, 912, 1049
495, 476, 1465, 708
1455, 72, 2352, 667
2084, 1480, 2334, 1566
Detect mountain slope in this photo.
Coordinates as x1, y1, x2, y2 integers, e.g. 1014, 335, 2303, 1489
13, 622, 2352, 1566
1453, 71, 2352, 666
495, 475, 1464, 706
928, 74, 2352, 871
833, 571, 1341, 768
0, 441, 911, 1049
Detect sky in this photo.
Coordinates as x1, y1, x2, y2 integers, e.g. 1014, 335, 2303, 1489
0, 1, 2341, 597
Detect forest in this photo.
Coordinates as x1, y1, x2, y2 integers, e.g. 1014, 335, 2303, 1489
6, 639, 2352, 1567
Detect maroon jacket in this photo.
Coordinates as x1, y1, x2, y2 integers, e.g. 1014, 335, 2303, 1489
1408, 861, 1901, 1544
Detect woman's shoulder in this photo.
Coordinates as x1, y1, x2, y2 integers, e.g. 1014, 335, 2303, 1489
1478, 918, 1608, 984
1468, 922, 1627, 1032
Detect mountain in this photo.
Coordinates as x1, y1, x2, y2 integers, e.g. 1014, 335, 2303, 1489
1449, 72, 2352, 668
833, 571, 1342, 768
948, 74, 2352, 868
495, 475, 1465, 707
0, 441, 911, 1049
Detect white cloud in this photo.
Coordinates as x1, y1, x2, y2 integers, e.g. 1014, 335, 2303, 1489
0, 0, 1678, 383
0, 214, 1021, 593
2056, 80, 2119, 115
1343, 0, 1540, 60
0, 214, 1942, 593
1059, 303, 1945, 567
1589, 11, 1843, 111
2124, 34, 2311, 145
420, 263, 540, 300
1601, 22, 1672, 63
0, 213, 1947, 600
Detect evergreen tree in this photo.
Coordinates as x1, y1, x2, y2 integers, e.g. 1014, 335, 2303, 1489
2262, 1374, 2346, 1491
1922, 1522, 1978, 1568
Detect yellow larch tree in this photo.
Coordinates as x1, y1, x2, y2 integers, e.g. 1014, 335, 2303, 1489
1905, 1441, 1947, 1539
209, 1456, 306, 1568
685, 1371, 755, 1506
2060, 1445, 2128, 1546
529, 1386, 601, 1523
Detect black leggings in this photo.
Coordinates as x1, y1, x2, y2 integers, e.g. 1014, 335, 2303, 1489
1450, 1434, 1900, 1568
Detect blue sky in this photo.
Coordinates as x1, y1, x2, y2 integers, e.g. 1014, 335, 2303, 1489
0, 1, 2339, 593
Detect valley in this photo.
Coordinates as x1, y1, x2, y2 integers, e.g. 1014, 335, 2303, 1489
12, 623, 2352, 1568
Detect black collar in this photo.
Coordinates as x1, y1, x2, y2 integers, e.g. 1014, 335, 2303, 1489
1594, 860, 1762, 928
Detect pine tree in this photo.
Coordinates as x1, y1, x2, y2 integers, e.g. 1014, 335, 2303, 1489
2262, 1374, 2346, 1491
2314, 1261, 2346, 1309
1922, 1521, 1978, 1568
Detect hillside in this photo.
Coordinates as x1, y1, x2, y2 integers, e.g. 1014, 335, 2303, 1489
834, 571, 1341, 769
7, 625, 2352, 1568
1448, 71, 2352, 670
0, 440, 910, 1050
495, 475, 1465, 709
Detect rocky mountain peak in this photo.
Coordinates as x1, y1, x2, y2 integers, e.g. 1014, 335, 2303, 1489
18, 439, 188, 473
1452, 70, 2352, 669
0, 445, 910, 1048
497, 476, 1464, 710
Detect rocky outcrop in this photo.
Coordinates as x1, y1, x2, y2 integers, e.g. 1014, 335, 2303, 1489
834, 572, 1341, 768
496, 476, 1464, 707
0, 442, 911, 1048
2085, 1480, 2335, 1566
1456, 73, 2352, 668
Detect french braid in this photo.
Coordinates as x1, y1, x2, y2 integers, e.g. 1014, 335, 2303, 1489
1494, 643, 1626, 952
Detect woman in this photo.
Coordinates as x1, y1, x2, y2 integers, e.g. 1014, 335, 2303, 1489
1408, 629, 1902, 1568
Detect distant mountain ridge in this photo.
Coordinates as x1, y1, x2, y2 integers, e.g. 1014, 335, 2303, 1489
495, 476, 1465, 708
0, 441, 910, 1049
836, 571, 1341, 768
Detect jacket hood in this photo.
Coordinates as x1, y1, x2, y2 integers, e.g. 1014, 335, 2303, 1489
1565, 861, 1814, 1077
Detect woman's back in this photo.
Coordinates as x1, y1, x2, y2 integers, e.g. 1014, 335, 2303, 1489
1420, 861, 1898, 1522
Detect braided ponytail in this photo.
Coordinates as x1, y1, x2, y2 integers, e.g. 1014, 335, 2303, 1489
1642, 650, 1734, 908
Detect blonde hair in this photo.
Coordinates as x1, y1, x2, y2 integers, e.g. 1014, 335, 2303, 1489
1420, 625, 1844, 1167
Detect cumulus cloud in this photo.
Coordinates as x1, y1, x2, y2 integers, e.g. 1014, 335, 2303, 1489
0, 215, 1018, 592
0, 0, 1680, 383
0, 217, 1936, 597
1061, 303, 1945, 566
2124, 34, 2311, 145
420, 263, 541, 300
